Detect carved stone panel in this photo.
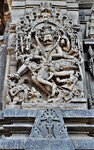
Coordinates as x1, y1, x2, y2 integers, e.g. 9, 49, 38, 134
25, 108, 75, 150
5, 2, 87, 109
31, 109, 68, 138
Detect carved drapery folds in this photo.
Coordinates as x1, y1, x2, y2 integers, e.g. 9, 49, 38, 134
6, 3, 86, 109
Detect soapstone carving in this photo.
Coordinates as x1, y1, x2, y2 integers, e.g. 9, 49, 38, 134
6, 3, 85, 107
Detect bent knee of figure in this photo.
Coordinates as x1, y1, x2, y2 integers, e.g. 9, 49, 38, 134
32, 75, 37, 81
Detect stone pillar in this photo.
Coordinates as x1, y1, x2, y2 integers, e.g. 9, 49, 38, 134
0, 39, 7, 110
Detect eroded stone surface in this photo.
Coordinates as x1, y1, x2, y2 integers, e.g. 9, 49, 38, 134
5, 2, 87, 109
25, 108, 75, 150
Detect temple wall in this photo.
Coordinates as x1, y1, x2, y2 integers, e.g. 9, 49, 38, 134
0, 1, 94, 150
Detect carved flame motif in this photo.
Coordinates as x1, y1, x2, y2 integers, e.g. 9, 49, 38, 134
7, 3, 85, 108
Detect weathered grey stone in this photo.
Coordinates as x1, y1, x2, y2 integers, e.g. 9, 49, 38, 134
30, 109, 68, 138
0, 1, 94, 150
0, 138, 94, 150
3, 108, 94, 118
0, 45, 7, 109
73, 140, 94, 150
25, 139, 75, 150
4, 108, 37, 118
0, 139, 25, 149
25, 108, 75, 150
0, 36, 4, 41
0, 108, 94, 149
0, 111, 3, 117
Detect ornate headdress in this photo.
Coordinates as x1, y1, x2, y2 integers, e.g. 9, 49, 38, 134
41, 22, 53, 36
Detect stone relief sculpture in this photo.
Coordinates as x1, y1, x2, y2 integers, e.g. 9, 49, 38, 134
25, 109, 75, 150
6, 3, 86, 108
88, 45, 94, 77
31, 109, 68, 138
86, 3, 94, 78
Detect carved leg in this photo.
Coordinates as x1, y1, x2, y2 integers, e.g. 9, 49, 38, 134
17, 64, 28, 76
55, 70, 74, 77
37, 76, 57, 97
37, 76, 53, 87
51, 81, 57, 97
32, 76, 50, 96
